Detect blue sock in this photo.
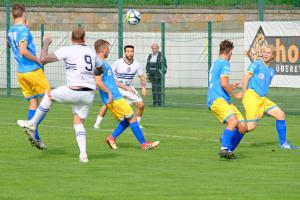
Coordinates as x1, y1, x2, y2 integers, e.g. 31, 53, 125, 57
221, 129, 235, 150
28, 110, 40, 140
112, 119, 129, 139
276, 120, 287, 145
229, 128, 245, 151
129, 121, 146, 144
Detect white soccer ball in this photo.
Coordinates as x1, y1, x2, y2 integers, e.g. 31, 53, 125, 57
125, 9, 141, 25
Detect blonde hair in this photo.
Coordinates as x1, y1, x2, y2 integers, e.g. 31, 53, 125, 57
263, 44, 276, 56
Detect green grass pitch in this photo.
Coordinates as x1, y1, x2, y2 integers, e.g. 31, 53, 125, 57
0, 88, 300, 199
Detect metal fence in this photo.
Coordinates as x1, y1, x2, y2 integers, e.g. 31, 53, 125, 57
0, 0, 299, 8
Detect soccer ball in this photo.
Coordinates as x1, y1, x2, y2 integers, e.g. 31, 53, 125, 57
125, 9, 141, 25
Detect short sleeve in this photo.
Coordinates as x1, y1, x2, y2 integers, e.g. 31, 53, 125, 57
247, 61, 257, 74
220, 61, 230, 77
54, 46, 69, 61
95, 57, 103, 68
136, 61, 144, 76
18, 28, 30, 43
111, 60, 118, 72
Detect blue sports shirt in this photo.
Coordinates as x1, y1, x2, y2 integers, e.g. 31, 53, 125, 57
7, 24, 42, 73
247, 60, 275, 97
207, 58, 231, 108
97, 59, 123, 104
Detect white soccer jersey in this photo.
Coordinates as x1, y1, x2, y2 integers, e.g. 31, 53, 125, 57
54, 45, 97, 90
112, 58, 143, 86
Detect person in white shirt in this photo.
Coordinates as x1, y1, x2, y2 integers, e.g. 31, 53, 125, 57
93, 45, 147, 129
17, 28, 98, 163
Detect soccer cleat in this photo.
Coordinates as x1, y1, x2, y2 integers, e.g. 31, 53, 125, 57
105, 135, 118, 150
17, 120, 36, 145
34, 140, 47, 151
141, 141, 160, 150
279, 142, 298, 150
218, 149, 235, 159
79, 155, 89, 163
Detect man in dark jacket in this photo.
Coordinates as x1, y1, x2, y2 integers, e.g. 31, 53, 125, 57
146, 43, 167, 106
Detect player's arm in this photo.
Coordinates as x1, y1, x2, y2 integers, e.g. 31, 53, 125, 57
115, 80, 136, 94
94, 66, 113, 104
220, 76, 242, 99
139, 75, 147, 96
242, 72, 253, 94
40, 35, 59, 64
19, 41, 42, 65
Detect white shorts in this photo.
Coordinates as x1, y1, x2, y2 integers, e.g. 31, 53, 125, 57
50, 86, 95, 119
119, 87, 143, 105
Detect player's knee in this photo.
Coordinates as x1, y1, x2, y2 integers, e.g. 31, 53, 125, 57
238, 122, 247, 134
278, 110, 285, 120
226, 116, 238, 130
136, 101, 144, 109
74, 114, 85, 124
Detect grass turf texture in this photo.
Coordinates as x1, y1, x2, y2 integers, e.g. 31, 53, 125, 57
0, 88, 300, 199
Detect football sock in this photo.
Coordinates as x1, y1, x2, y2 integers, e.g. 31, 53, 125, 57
112, 119, 129, 139
130, 121, 146, 144
27, 110, 45, 140
230, 128, 245, 151
74, 124, 87, 157
276, 120, 287, 145
221, 128, 235, 150
28, 110, 40, 140
29, 93, 52, 128
94, 115, 103, 127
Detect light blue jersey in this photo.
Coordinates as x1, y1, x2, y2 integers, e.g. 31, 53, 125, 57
97, 59, 123, 104
7, 24, 42, 73
207, 58, 231, 108
247, 60, 275, 97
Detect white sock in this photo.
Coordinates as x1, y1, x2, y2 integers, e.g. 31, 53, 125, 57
74, 124, 87, 157
137, 116, 142, 123
29, 92, 52, 128
94, 115, 103, 126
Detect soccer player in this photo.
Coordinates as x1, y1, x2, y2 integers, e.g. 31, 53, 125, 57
7, 4, 50, 150
207, 40, 247, 159
17, 28, 98, 163
93, 39, 159, 150
242, 45, 297, 149
93, 45, 146, 129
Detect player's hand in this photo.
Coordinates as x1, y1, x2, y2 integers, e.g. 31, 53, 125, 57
142, 87, 147, 96
233, 92, 243, 99
36, 57, 43, 66
43, 34, 52, 46
126, 86, 136, 94
107, 92, 113, 104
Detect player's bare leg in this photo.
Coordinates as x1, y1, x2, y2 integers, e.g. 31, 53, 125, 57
266, 107, 297, 149
135, 101, 144, 128
93, 105, 108, 129
74, 114, 89, 163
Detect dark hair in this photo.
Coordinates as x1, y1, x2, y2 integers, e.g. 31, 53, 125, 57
71, 28, 85, 43
124, 45, 134, 52
12, 4, 25, 19
219, 40, 234, 54
94, 39, 110, 53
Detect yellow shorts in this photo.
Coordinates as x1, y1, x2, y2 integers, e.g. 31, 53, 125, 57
17, 68, 50, 100
210, 98, 245, 123
107, 98, 134, 121
242, 89, 278, 121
